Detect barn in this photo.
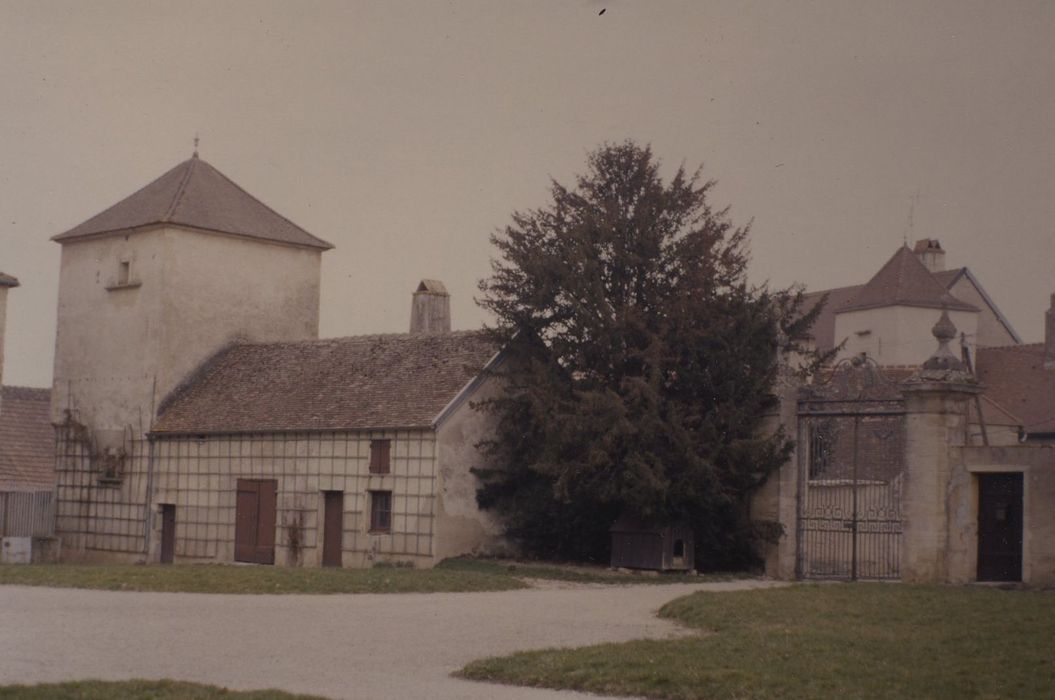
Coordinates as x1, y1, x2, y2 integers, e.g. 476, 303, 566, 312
49, 153, 507, 566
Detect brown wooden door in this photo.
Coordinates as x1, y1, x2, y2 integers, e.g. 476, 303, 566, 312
160, 504, 176, 564
235, 479, 277, 565
977, 473, 1023, 582
322, 491, 344, 567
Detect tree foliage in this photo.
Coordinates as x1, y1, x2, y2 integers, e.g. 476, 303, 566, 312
475, 141, 820, 567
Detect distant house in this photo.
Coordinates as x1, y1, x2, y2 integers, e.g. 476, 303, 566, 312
0, 273, 55, 551
48, 154, 507, 567
754, 239, 1055, 587
0, 386, 54, 493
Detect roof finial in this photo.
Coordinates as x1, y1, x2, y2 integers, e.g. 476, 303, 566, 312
903, 190, 920, 246
193, 133, 200, 159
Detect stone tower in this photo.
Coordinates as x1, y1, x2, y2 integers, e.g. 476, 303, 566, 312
50, 153, 333, 444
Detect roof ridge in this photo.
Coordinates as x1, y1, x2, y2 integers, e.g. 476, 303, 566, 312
977, 342, 1041, 352
235, 329, 485, 348
162, 158, 197, 223
0, 385, 51, 396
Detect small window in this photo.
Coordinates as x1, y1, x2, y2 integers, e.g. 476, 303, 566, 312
672, 539, 685, 558
369, 439, 391, 474
118, 261, 131, 285
370, 490, 392, 532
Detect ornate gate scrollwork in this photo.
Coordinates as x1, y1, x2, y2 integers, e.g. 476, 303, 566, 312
797, 355, 905, 580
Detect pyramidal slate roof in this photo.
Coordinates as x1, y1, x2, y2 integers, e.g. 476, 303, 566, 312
152, 331, 498, 434
838, 246, 977, 314
0, 272, 19, 288
0, 386, 54, 491
53, 155, 333, 250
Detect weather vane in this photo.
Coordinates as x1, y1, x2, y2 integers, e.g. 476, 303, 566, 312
193, 133, 200, 157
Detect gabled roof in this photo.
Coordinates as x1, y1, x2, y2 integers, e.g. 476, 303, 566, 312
0, 272, 19, 288
975, 344, 1055, 435
838, 246, 977, 314
152, 331, 498, 434
52, 155, 333, 250
933, 267, 1022, 343
0, 386, 54, 491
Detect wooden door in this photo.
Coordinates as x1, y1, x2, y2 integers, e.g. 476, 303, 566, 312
235, 479, 277, 565
322, 491, 344, 567
977, 473, 1023, 582
160, 504, 176, 564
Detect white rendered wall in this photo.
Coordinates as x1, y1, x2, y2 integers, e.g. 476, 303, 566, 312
51, 227, 322, 437
833, 306, 978, 366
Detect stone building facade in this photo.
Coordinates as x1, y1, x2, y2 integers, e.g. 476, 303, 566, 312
51, 155, 505, 566
754, 240, 1055, 587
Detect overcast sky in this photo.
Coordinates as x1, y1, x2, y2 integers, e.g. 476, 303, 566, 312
2, 1, 1053, 387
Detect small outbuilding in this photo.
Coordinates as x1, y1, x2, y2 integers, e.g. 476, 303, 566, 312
610, 516, 694, 572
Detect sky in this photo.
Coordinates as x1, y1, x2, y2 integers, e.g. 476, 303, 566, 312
1, 0, 1053, 388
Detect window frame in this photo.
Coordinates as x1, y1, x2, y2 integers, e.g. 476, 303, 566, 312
369, 490, 392, 533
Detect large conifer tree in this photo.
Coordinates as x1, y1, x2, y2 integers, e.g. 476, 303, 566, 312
476, 142, 818, 567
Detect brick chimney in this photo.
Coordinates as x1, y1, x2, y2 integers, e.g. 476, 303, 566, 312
913, 239, 946, 273
410, 279, 451, 334
1045, 293, 1055, 370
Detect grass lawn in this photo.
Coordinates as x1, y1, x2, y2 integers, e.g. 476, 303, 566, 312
0, 679, 325, 699
458, 583, 1055, 699
0, 558, 729, 594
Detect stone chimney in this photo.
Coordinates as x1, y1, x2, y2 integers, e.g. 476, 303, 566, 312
0, 272, 19, 391
913, 239, 946, 273
410, 279, 451, 334
1045, 293, 1055, 370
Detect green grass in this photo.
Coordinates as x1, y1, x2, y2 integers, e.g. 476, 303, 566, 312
0, 679, 325, 699
0, 558, 728, 594
0, 561, 527, 594
438, 558, 742, 585
458, 583, 1055, 699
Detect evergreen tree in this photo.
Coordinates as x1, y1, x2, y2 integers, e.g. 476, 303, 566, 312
475, 141, 819, 567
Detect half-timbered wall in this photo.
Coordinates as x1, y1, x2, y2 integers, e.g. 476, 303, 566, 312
55, 428, 440, 567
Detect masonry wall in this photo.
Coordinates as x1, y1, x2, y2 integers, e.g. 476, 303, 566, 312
834, 306, 978, 366
51, 227, 322, 439
947, 444, 1055, 587
56, 428, 445, 567
434, 371, 510, 560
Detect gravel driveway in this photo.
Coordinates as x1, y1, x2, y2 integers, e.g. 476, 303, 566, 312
0, 578, 784, 699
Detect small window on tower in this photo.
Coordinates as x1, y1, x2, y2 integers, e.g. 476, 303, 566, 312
118, 261, 130, 285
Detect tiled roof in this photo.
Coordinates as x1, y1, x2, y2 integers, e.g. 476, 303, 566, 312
839, 246, 977, 314
0, 272, 19, 288
152, 331, 498, 434
976, 344, 1055, 435
0, 386, 54, 491
803, 249, 979, 353
53, 156, 333, 250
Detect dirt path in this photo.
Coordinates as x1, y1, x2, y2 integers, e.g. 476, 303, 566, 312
0, 578, 785, 699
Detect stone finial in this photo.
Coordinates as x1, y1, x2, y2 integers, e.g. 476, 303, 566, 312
410, 279, 451, 334
922, 308, 964, 371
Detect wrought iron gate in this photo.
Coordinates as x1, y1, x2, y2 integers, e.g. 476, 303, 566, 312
796, 357, 905, 580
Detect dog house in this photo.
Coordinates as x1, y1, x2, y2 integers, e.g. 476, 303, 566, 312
610, 516, 694, 571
